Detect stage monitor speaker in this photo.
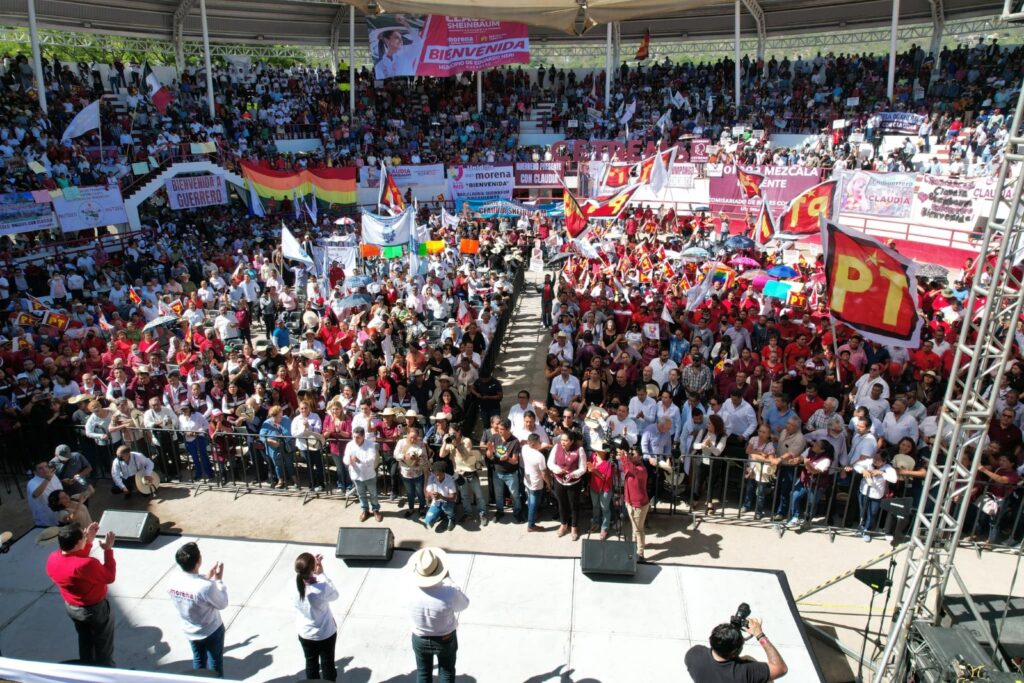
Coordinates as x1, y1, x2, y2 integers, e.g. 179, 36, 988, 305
581, 539, 637, 577
335, 527, 394, 562
98, 509, 160, 545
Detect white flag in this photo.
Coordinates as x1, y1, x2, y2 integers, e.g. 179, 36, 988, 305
281, 222, 314, 267
618, 99, 637, 125
61, 101, 100, 142
671, 91, 685, 109
656, 110, 672, 135
573, 238, 600, 261
661, 304, 674, 324
649, 150, 669, 195
441, 208, 461, 230
248, 180, 265, 218
361, 209, 413, 246
685, 263, 719, 313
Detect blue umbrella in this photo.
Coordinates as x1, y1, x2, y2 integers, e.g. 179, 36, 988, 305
767, 265, 799, 278
725, 235, 756, 250
339, 293, 372, 307
343, 275, 373, 289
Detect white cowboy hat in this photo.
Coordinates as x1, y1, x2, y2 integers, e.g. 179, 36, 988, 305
36, 527, 60, 544
135, 471, 161, 495
408, 547, 449, 587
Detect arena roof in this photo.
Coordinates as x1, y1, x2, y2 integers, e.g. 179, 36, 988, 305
0, 0, 1003, 47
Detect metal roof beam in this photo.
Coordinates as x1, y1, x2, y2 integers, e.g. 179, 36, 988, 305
740, 0, 767, 59
329, 7, 344, 72
929, 0, 945, 56
173, 0, 197, 72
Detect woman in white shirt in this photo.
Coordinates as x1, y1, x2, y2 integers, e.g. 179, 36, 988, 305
293, 552, 339, 682
694, 414, 729, 515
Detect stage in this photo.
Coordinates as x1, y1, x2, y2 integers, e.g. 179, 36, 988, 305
0, 528, 824, 682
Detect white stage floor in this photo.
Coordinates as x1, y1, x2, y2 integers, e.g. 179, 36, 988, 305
0, 529, 823, 682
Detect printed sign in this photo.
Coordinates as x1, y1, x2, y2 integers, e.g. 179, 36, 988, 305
877, 112, 926, 135
368, 14, 529, 79
165, 174, 228, 210
0, 192, 56, 235
709, 165, 821, 218
446, 164, 514, 201
514, 162, 563, 187
834, 170, 914, 219
669, 163, 698, 188
690, 138, 711, 164
361, 164, 446, 188
52, 186, 128, 233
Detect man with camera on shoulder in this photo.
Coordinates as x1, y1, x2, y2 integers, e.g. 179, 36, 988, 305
685, 604, 788, 682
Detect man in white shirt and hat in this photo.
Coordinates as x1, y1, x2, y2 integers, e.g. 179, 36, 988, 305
406, 546, 469, 682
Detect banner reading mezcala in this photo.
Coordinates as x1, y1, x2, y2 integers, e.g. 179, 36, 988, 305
368, 14, 529, 79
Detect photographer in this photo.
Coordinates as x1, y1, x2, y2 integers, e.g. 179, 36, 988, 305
685, 608, 788, 682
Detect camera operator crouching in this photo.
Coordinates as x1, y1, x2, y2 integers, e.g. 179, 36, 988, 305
685, 603, 788, 682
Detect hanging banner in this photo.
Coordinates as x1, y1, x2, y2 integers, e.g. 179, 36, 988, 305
52, 186, 128, 233
689, 139, 711, 164
446, 164, 514, 201
241, 161, 357, 205
361, 209, 414, 246
360, 164, 446, 188
368, 14, 529, 79
165, 174, 228, 210
459, 199, 561, 217
669, 163, 698, 188
0, 192, 56, 235
834, 170, 914, 218
513, 162, 564, 187
709, 165, 821, 218
876, 112, 926, 135
910, 174, 979, 228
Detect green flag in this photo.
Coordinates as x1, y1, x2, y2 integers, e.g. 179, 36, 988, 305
382, 245, 404, 259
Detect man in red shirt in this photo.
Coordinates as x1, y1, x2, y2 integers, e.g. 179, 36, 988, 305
45, 522, 117, 666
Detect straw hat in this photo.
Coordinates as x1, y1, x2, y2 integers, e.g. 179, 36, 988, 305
135, 471, 161, 495
36, 527, 60, 544
408, 547, 449, 587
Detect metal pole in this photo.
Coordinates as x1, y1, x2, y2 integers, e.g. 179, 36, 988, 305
734, 0, 741, 110
605, 22, 612, 111
27, 0, 46, 114
887, 0, 900, 101
476, 70, 483, 113
199, 0, 215, 119
349, 4, 355, 115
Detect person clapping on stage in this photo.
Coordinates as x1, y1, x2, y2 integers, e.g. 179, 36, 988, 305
293, 552, 339, 681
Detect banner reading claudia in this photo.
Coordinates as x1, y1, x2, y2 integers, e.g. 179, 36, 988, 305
834, 170, 914, 218
821, 219, 922, 347
368, 14, 529, 80
709, 165, 820, 218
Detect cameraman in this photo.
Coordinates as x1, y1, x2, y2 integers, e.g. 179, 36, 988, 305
685, 615, 788, 682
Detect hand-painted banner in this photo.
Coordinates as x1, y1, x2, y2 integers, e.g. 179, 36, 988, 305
709, 164, 821, 218
446, 164, 514, 201
910, 174, 979, 228
368, 14, 529, 79
165, 174, 227, 210
822, 219, 922, 347
876, 112, 926, 135
834, 170, 914, 218
359, 164, 446, 188
0, 191, 56, 235
52, 186, 129, 232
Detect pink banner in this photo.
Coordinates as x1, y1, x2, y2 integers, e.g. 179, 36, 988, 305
709, 164, 822, 220
369, 14, 529, 79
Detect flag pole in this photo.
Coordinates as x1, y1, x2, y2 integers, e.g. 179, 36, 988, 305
828, 314, 842, 383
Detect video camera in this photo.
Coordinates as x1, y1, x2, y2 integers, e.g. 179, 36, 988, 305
730, 603, 751, 631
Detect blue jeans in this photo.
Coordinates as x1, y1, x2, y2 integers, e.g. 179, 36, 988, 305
743, 480, 770, 516
185, 438, 213, 479
412, 632, 458, 683
424, 499, 456, 527
492, 470, 522, 517
189, 623, 225, 677
526, 487, 544, 527
354, 478, 380, 512
860, 494, 881, 532
268, 448, 295, 481
590, 489, 612, 531
457, 473, 486, 516
774, 467, 796, 516
789, 482, 824, 522
973, 496, 1012, 542
403, 475, 426, 511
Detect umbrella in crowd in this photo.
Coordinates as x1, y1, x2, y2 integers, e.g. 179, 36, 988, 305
728, 256, 760, 268
339, 293, 373, 308
546, 252, 574, 267
334, 217, 355, 225
725, 235, 756, 250
142, 315, 179, 333
343, 275, 373, 289
767, 265, 799, 278
738, 269, 769, 280
693, 205, 711, 212
682, 247, 711, 260
916, 263, 950, 279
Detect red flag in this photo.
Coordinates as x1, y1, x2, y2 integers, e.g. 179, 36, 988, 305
44, 311, 70, 330
456, 300, 474, 327
752, 204, 776, 245
378, 163, 406, 214
98, 311, 114, 332
128, 287, 142, 305
736, 167, 765, 199
637, 254, 654, 283
635, 149, 674, 185
15, 312, 37, 327
635, 28, 650, 61
563, 187, 590, 239
169, 299, 185, 317
601, 163, 633, 190
778, 181, 837, 235
459, 239, 480, 254
583, 185, 638, 220
821, 218, 923, 347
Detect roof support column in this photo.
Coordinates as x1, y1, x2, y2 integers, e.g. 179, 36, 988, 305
199, 0, 215, 119
887, 0, 900, 101
604, 21, 612, 111
329, 8, 343, 74
349, 4, 355, 116
27, 0, 46, 114
172, 0, 196, 75
735, 0, 741, 110
741, 0, 766, 61
929, 0, 945, 58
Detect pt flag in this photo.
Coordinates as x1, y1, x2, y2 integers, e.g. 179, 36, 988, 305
821, 219, 922, 347
563, 187, 589, 239
778, 180, 837, 236
583, 184, 639, 220
378, 163, 406, 215
635, 28, 650, 61
752, 204, 776, 245
736, 167, 765, 199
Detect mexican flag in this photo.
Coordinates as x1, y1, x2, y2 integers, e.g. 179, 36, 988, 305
143, 63, 173, 114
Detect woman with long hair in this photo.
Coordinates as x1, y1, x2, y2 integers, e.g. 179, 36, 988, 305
293, 552, 339, 681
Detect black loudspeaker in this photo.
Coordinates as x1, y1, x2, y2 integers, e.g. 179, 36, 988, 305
581, 539, 637, 577
97, 510, 160, 545
335, 527, 394, 561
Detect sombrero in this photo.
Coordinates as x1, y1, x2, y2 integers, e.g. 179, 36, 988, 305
135, 470, 161, 495
36, 527, 60, 544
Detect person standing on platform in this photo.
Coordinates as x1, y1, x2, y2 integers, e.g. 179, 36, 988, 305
293, 551, 339, 681
45, 522, 117, 666
167, 542, 229, 678
618, 440, 652, 562
406, 547, 469, 683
